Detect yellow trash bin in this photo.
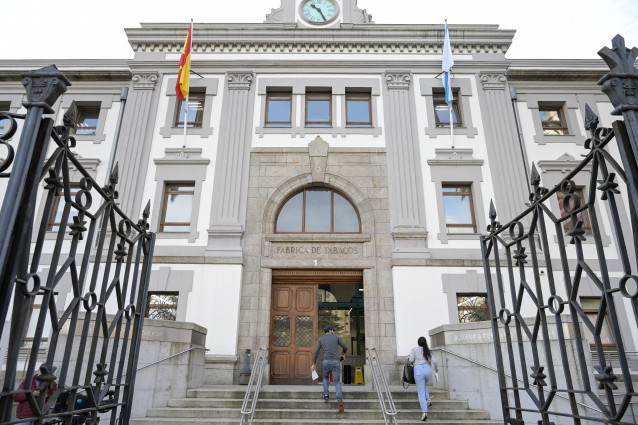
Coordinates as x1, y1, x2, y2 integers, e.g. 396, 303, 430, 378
354, 366, 364, 385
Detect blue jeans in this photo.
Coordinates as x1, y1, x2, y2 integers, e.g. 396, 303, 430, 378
322, 359, 343, 401
414, 363, 432, 412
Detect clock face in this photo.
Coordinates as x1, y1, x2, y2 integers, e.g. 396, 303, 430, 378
300, 0, 339, 25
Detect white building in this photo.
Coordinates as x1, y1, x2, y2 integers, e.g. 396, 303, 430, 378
1, 0, 636, 413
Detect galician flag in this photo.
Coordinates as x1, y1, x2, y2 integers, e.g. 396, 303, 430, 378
175, 22, 193, 100
442, 22, 454, 105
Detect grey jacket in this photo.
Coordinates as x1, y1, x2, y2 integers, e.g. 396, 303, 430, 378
313, 333, 347, 363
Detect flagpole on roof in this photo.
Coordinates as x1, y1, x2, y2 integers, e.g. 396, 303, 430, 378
442, 19, 455, 149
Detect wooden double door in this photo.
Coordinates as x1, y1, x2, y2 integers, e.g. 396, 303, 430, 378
269, 283, 317, 384
269, 269, 364, 384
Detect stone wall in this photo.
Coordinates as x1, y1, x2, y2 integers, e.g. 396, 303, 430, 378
237, 137, 395, 382
51, 317, 207, 420
428, 320, 607, 425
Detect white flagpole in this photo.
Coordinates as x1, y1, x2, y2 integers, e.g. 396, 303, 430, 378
449, 94, 454, 149
442, 19, 455, 149
182, 19, 193, 149
182, 95, 189, 149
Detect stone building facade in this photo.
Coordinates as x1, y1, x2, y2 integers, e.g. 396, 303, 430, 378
1, 0, 636, 397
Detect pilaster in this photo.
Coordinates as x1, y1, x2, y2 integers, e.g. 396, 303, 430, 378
383, 71, 428, 258
477, 72, 529, 225
115, 72, 160, 217
206, 72, 256, 260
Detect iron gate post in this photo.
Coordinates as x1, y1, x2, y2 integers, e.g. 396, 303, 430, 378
598, 36, 638, 249
0, 65, 70, 422
0, 66, 70, 341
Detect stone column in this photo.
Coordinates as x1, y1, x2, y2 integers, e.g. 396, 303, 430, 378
383, 71, 428, 258
115, 72, 160, 217
206, 72, 255, 260
477, 72, 529, 224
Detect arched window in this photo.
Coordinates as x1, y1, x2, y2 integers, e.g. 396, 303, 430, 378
276, 188, 360, 233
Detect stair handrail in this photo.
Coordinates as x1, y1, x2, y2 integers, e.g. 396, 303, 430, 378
437, 347, 622, 414
240, 346, 268, 425
366, 347, 398, 425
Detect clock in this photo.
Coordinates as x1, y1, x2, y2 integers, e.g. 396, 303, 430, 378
300, 0, 340, 25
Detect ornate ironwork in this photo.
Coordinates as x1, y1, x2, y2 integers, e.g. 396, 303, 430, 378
482, 106, 638, 425
0, 65, 155, 425
481, 35, 638, 423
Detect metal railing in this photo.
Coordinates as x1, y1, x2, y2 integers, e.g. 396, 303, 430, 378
366, 347, 398, 425
122, 346, 209, 376
240, 346, 268, 425
437, 347, 638, 423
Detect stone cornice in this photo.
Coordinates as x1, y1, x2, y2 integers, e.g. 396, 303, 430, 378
125, 23, 514, 55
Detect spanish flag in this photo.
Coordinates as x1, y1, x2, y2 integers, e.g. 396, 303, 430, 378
175, 22, 192, 100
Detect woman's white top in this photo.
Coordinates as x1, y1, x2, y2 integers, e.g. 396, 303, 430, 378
408, 346, 438, 370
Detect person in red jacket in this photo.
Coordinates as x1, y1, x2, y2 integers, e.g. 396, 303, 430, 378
14, 364, 58, 424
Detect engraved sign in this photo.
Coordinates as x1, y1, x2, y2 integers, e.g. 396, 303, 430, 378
271, 242, 362, 259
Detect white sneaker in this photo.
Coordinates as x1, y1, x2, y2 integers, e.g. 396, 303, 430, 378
421, 412, 428, 421
427, 397, 432, 407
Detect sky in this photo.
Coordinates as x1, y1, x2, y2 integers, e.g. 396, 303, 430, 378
1, 0, 637, 60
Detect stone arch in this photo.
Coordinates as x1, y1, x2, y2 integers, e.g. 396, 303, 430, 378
262, 172, 376, 237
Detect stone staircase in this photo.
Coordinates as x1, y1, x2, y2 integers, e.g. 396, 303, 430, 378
130, 385, 501, 424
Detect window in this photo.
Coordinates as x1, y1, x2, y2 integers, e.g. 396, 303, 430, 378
305, 91, 332, 127
265, 91, 292, 127
47, 186, 80, 232
442, 184, 477, 233
457, 294, 489, 323
145, 292, 178, 320
276, 188, 360, 233
174, 89, 205, 128
557, 188, 592, 235
160, 183, 195, 232
580, 297, 615, 348
73, 105, 100, 135
346, 91, 372, 127
0, 103, 9, 134
539, 106, 568, 135
22, 293, 55, 349
433, 91, 462, 128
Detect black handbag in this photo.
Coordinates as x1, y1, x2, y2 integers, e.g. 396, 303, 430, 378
402, 361, 415, 388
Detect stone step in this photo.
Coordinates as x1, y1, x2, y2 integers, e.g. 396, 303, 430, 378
131, 418, 502, 425
186, 385, 449, 400
132, 385, 497, 425
145, 407, 491, 421
166, 397, 468, 410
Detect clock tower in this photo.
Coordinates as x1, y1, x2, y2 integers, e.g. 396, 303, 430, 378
265, 0, 373, 26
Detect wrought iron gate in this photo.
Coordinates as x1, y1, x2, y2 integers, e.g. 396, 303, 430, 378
0, 65, 155, 425
481, 36, 638, 424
